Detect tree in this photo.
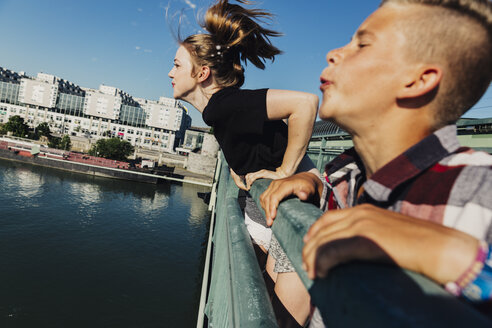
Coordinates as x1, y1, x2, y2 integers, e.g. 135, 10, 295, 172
48, 136, 61, 149
4, 115, 29, 137
47, 135, 71, 150
36, 122, 51, 138
60, 135, 71, 150
88, 138, 134, 161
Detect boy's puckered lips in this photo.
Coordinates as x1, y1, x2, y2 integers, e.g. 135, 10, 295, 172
320, 77, 333, 91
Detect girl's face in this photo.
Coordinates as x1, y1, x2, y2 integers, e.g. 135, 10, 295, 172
168, 45, 198, 101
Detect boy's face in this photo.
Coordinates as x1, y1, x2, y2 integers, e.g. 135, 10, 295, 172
319, 5, 414, 130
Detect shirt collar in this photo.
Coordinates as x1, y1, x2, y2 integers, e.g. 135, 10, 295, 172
328, 125, 461, 202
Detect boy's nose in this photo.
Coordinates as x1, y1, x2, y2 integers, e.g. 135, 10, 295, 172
327, 47, 343, 65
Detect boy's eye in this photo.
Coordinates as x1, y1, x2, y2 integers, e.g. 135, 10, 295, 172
358, 43, 368, 48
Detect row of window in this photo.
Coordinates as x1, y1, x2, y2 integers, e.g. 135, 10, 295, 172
0, 81, 20, 106
1, 98, 182, 143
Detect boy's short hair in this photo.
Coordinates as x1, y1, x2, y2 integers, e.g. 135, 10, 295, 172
380, 0, 492, 127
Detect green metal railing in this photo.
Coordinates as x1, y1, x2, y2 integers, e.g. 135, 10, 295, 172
250, 179, 492, 327
199, 156, 492, 327
307, 119, 492, 172
201, 158, 277, 327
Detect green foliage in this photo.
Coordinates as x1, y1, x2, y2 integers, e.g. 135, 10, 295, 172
60, 135, 71, 150
88, 138, 134, 161
36, 122, 51, 138
48, 136, 61, 149
28, 131, 39, 140
4, 115, 29, 137
47, 135, 71, 150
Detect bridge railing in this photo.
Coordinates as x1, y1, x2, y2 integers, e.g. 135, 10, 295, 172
200, 156, 491, 327
202, 158, 277, 327
249, 179, 492, 327
307, 120, 492, 172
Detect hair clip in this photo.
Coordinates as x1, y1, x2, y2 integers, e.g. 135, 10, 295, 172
213, 44, 231, 59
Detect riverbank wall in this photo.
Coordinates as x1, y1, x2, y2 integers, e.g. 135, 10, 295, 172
0, 140, 213, 187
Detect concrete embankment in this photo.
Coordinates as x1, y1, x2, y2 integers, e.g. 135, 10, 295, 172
0, 148, 213, 187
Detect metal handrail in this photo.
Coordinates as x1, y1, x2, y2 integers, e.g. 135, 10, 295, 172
198, 155, 277, 327
196, 155, 221, 328
249, 179, 492, 327
198, 156, 491, 327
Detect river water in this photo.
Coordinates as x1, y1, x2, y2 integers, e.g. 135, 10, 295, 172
0, 158, 211, 327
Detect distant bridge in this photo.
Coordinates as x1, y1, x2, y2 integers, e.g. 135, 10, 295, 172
307, 117, 492, 172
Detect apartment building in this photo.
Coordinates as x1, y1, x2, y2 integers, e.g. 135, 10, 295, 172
0, 66, 191, 153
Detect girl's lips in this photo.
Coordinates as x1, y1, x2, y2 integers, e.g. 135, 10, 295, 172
319, 78, 333, 91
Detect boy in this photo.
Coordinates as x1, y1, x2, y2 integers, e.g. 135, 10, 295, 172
260, 0, 492, 324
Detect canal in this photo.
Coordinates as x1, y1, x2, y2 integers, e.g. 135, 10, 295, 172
0, 158, 211, 327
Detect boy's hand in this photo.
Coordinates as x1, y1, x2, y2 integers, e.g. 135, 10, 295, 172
260, 172, 323, 226
302, 204, 479, 284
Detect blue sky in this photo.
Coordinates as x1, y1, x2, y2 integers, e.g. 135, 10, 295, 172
0, 0, 490, 127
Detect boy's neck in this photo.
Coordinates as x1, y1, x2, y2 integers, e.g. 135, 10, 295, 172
352, 114, 433, 179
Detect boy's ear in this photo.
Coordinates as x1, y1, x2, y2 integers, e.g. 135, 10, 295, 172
197, 66, 211, 83
397, 66, 442, 99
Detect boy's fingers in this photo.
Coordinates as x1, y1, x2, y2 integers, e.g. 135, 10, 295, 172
304, 209, 350, 242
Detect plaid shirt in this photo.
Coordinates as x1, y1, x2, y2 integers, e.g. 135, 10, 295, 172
321, 124, 492, 243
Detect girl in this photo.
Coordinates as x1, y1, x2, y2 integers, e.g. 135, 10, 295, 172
168, 1, 318, 325
168, 0, 317, 186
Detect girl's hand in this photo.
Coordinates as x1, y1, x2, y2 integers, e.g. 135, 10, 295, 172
244, 167, 288, 190
230, 168, 248, 190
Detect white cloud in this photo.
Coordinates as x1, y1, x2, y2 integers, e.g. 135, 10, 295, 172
137, 8, 143, 12
184, 0, 196, 9
135, 46, 151, 53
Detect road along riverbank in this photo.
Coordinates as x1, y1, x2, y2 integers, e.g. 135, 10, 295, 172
0, 138, 213, 187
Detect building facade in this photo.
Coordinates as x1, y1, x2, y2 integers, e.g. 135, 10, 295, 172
0, 66, 191, 153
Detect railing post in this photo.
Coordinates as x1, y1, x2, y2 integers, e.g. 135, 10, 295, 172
316, 137, 326, 171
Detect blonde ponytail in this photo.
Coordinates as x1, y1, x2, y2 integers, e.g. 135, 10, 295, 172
181, 0, 282, 88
